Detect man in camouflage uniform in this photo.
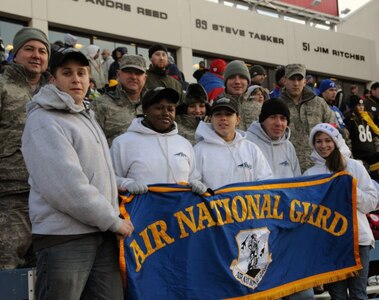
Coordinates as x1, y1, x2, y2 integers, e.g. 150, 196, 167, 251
91, 55, 147, 146
278, 64, 336, 172
0, 27, 50, 269
145, 44, 183, 103
216, 60, 261, 131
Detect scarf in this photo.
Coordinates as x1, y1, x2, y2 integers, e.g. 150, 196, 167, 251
360, 111, 379, 136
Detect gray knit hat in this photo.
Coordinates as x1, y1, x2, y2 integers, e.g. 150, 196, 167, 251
13, 27, 50, 58
224, 60, 251, 85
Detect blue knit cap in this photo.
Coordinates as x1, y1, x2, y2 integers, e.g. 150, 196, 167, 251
319, 79, 337, 95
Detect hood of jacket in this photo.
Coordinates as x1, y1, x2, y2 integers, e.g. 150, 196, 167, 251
26, 84, 86, 116
221, 89, 249, 101
87, 45, 100, 59
147, 65, 168, 76
195, 120, 246, 145
247, 121, 291, 146
111, 47, 127, 60
309, 137, 352, 166
219, 90, 253, 105
127, 117, 179, 136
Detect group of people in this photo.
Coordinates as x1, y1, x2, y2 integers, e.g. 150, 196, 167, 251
1, 26, 379, 300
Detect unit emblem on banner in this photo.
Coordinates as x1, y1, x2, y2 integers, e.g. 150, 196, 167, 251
230, 227, 272, 289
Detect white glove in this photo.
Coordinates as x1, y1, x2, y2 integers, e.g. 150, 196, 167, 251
123, 181, 148, 194
189, 180, 208, 195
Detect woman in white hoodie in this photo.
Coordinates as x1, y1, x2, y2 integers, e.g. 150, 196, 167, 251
110, 87, 206, 195
194, 96, 273, 190
304, 123, 378, 300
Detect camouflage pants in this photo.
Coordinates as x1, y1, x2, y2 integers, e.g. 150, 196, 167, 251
0, 192, 32, 269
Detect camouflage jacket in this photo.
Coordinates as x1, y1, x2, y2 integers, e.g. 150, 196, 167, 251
217, 91, 262, 131
90, 84, 143, 146
145, 67, 183, 103
176, 114, 202, 145
0, 64, 49, 195
279, 88, 337, 172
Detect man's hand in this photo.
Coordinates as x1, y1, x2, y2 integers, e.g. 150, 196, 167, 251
116, 219, 134, 238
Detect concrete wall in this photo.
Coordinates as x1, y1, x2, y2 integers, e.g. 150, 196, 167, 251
337, 0, 379, 82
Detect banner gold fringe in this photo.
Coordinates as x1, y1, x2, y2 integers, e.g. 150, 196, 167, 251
119, 239, 126, 288
118, 193, 135, 289
226, 268, 361, 300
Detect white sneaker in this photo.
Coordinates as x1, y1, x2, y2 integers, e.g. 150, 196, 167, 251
368, 275, 379, 286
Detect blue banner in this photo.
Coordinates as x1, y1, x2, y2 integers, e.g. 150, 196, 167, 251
119, 172, 360, 299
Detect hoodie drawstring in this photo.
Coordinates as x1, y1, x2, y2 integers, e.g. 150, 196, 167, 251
156, 135, 178, 183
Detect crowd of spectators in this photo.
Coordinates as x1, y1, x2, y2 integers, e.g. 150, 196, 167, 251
1, 27, 379, 299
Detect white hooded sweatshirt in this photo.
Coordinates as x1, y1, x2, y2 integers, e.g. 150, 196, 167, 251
86, 45, 106, 89
304, 123, 378, 246
111, 117, 200, 188
22, 84, 121, 235
246, 122, 301, 179
194, 121, 273, 190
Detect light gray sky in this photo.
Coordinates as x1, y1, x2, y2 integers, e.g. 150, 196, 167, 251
339, 0, 371, 17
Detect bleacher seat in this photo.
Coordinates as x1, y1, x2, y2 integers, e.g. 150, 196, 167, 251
0, 268, 35, 300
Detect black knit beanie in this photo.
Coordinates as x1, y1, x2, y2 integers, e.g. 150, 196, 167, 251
275, 67, 285, 84
349, 95, 363, 108
259, 98, 290, 124
249, 65, 265, 78
148, 44, 168, 58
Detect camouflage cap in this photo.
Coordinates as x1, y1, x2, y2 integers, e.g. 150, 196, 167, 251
285, 64, 306, 79
120, 54, 147, 73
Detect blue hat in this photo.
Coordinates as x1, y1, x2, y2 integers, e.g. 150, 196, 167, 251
319, 79, 337, 95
